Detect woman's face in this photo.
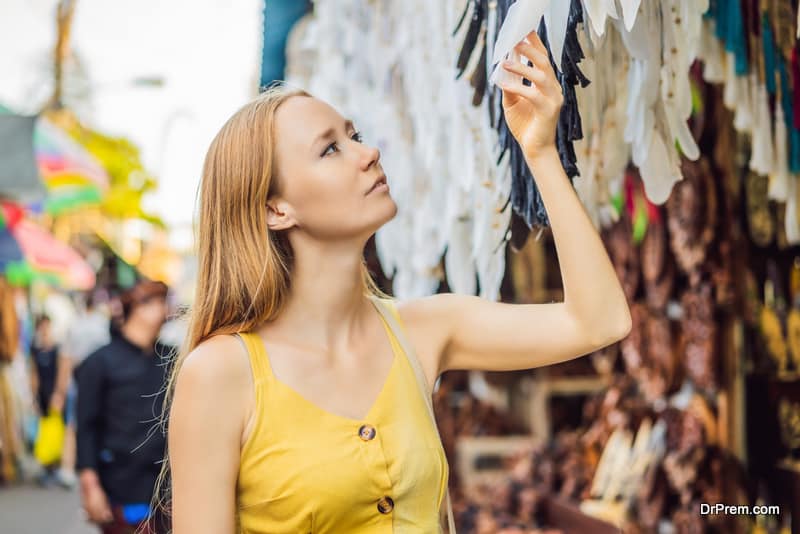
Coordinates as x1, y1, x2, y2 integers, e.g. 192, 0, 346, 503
268, 96, 397, 241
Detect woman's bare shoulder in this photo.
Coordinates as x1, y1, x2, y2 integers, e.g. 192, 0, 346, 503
176, 334, 253, 401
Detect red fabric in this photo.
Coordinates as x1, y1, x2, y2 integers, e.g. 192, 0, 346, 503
0, 202, 24, 229
792, 47, 800, 130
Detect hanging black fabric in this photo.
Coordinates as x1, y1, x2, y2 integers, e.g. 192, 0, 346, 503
454, 0, 590, 245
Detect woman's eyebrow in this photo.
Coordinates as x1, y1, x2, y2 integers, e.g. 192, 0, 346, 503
311, 119, 355, 148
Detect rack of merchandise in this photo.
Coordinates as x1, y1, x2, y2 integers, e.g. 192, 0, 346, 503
284, 1, 800, 531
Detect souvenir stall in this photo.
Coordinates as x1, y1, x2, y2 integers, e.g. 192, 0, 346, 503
285, 0, 800, 532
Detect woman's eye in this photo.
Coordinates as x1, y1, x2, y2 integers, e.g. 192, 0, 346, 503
321, 132, 363, 157
322, 143, 337, 157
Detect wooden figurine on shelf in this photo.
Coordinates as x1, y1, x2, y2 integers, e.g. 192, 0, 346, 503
779, 399, 800, 465
761, 279, 790, 375
746, 171, 775, 248
666, 159, 717, 286
579, 418, 666, 528
785, 257, 800, 377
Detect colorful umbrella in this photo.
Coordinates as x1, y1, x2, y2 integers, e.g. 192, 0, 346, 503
8, 220, 95, 290
34, 116, 109, 215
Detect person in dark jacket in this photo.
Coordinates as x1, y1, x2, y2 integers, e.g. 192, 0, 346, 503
76, 280, 172, 534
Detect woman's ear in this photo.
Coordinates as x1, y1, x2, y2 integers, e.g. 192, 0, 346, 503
266, 199, 296, 231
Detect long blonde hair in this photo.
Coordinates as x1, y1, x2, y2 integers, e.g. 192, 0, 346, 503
151, 83, 388, 529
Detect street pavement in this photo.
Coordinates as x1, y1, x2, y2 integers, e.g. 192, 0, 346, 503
0, 484, 95, 534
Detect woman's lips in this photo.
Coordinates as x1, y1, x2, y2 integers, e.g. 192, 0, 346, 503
368, 182, 389, 194
366, 174, 388, 194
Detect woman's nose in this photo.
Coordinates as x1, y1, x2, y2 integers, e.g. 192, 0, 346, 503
361, 144, 380, 170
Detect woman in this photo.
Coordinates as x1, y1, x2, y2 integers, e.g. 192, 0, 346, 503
166, 32, 631, 533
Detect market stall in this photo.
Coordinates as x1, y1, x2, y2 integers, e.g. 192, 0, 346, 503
284, 1, 800, 532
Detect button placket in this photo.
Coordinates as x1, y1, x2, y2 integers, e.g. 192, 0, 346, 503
356, 422, 395, 517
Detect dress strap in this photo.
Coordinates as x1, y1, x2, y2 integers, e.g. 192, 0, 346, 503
366, 295, 457, 533
368, 296, 432, 394
235, 332, 273, 386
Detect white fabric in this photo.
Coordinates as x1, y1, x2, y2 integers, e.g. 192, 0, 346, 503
287, 0, 508, 300
283, 0, 726, 297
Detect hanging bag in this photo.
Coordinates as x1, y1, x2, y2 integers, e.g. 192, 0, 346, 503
33, 409, 65, 466
369, 296, 457, 534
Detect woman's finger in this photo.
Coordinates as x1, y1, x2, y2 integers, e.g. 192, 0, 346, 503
504, 56, 559, 98
513, 40, 550, 72
526, 30, 549, 58
499, 79, 544, 105
502, 59, 549, 88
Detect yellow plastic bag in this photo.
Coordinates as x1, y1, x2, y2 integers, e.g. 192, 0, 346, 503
33, 410, 65, 466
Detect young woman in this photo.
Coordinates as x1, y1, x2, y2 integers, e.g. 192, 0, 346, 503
166, 32, 631, 533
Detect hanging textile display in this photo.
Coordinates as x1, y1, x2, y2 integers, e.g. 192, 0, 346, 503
700, 0, 800, 244
286, 0, 511, 300
571, 0, 707, 229
455, 0, 589, 245
283, 1, 718, 299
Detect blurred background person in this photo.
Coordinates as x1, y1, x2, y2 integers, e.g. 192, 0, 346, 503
75, 280, 172, 534
58, 290, 111, 490
28, 314, 70, 487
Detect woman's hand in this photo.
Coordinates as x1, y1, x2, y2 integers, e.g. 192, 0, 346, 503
499, 31, 563, 156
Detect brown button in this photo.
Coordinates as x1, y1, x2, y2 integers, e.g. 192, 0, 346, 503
358, 424, 377, 441
377, 496, 394, 514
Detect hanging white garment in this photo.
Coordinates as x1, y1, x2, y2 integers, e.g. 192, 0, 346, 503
573, 27, 628, 228
797, 2, 800, 40
489, 0, 550, 87
750, 80, 775, 177
698, 18, 725, 83
769, 105, 790, 202
544, 1, 571, 72
581, 0, 619, 37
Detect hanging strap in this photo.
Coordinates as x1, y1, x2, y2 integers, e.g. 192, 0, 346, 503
369, 296, 457, 534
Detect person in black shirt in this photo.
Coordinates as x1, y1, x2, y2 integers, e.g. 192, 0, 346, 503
30, 315, 63, 418
76, 280, 172, 534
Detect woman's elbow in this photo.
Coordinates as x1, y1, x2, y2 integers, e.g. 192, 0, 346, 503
586, 307, 632, 349
607, 308, 633, 347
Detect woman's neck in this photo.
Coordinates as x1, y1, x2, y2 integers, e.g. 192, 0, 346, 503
274, 246, 369, 351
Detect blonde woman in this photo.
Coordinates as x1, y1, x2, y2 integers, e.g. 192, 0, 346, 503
166, 32, 631, 534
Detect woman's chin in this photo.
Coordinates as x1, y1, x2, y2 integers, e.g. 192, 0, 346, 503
369, 201, 398, 232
